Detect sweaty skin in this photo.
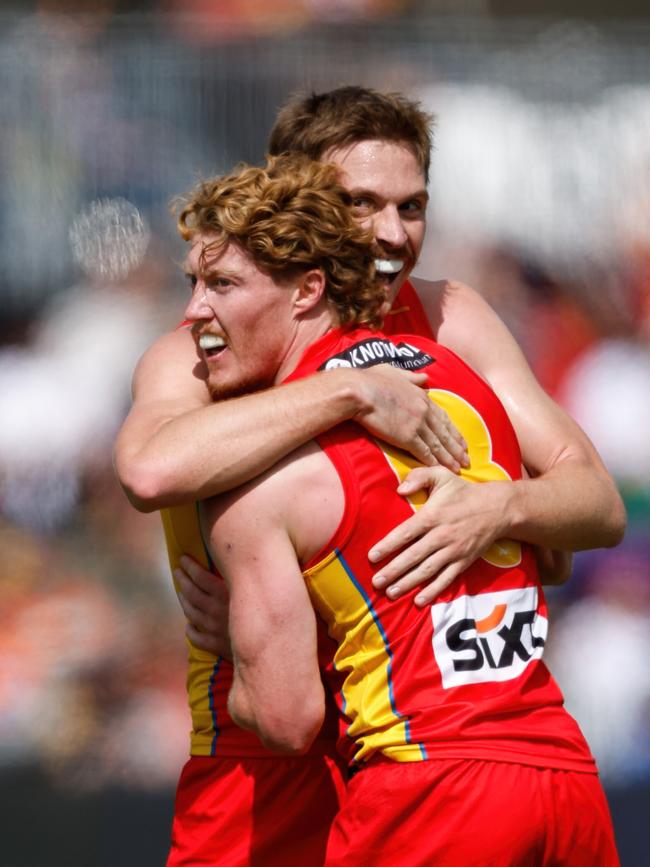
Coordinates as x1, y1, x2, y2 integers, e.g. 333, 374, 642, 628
115, 140, 625, 635
115, 141, 464, 510
115, 327, 460, 509
368, 276, 624, 605
203, 441, 340, 753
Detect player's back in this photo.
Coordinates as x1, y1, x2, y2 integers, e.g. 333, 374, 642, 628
285, 326, 597, 775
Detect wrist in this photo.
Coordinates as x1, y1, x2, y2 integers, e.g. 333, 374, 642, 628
494, 478, 527, 539
320, 368, 371, 421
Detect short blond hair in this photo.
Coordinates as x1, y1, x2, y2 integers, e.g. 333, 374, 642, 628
268, 87, 434, 182
176, 154, 385, 329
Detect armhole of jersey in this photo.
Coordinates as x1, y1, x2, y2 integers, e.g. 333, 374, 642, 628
301, 430, 361, 575
160, 504, 216, 576
388, 279, 436, 340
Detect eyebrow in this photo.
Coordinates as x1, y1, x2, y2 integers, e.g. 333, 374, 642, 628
182, 266, 232, 281
203, 268, 237, 281
349, 187, 429, 203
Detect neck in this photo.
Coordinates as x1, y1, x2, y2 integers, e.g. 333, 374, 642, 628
274, 310, 336, 384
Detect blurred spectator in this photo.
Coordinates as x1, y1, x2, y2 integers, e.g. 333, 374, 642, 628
559, 338, 650, 487
0, 239, 172, 532
0, 518, 188, 791
547, 542, 650, 784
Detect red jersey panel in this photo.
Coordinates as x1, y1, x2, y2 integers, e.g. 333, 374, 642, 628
161, 283, 431, 756
383, 279, 435, 339
285, 326, 596, 774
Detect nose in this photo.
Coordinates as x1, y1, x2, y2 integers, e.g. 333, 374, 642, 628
184, 283, 214, 323
373, 205, 408, 250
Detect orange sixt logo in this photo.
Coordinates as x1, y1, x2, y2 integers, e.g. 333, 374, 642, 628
431, 587, 548, 689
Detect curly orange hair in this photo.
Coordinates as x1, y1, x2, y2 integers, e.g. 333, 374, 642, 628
176, 154, 385, 329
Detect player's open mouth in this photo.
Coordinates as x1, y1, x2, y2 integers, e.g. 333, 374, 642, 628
375, 258, 405, 286
199, 333, 228, 358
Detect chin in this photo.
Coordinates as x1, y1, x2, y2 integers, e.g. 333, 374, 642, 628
208, 372, 275, 401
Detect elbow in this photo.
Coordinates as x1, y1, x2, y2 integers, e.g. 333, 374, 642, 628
260, 705, 324, 756
229, 684, 324, 756
263, 695, 325, 756
114, 453, 172, 513
603, 488, 627, 548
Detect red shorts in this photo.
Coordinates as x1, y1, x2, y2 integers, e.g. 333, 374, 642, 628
326, 758, 620, 867
167, 753, 346, 867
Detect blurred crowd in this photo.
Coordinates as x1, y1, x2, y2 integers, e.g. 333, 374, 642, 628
0, 1, 649, 814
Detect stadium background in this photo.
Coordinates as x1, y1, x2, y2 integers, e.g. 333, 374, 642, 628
0, 1, 648, 864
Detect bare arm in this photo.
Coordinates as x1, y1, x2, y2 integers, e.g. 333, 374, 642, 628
369, 279, 625, 605
200, 448, 335, 754
114, 327, 466, 512
429, 279, 625, 549
174, 555, 231, 658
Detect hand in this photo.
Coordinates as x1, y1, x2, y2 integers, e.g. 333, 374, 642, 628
369, 466, 507, 606
534, 547, 573, 586
353, 365, 468, 472
174, 555, 232, 658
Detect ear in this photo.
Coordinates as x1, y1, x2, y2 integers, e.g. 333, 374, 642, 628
292, 269, 326, 317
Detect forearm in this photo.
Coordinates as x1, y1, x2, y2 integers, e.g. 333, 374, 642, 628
227, 672, 261, 737
425, 280, 625, 549
207, 491, 327, 756
228, 661, 324, 755
118, 369, 364, 511
491, 456, 626, 551
227, 610, 325, 755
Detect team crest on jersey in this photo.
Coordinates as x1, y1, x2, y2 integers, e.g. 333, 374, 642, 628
431, 587, 547, 688
320, 338, 434, 371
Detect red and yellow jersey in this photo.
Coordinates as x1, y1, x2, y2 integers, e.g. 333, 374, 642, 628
161, 503, 341, 756
160, 504, 266, 756
383, 279, 435, 339
162, 283, 434, 756
285, 326, 597, 774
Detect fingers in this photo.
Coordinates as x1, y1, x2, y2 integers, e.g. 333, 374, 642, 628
175, 564, 232, 658
425, 403, 469, 470
404, 436, 436, 468
377, 556, 468, 607
175, 568, 225, 631
409, 402, 469, 474
184, 622, 222, 656
175, 561, 229, 610
413, 561, 467, 607
179, 554, 224, 594
404, 370, 429, 388
369, 512, 430, 564
396, 466, 440, 495
417, 429, 456, 472
394, 368, 429, 387
374, 545, 449, 596
371, 532, 437, 588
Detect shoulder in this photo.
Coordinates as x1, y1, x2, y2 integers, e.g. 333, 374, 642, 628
411, 276, 526, 377
133, 327, 197, 379
205, 441, 344, 565
131, 327, 208, 405
411, 277, 499, 332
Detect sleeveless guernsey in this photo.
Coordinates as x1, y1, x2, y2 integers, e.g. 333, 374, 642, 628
161, 282, 428, 756
284, 325, 596, 774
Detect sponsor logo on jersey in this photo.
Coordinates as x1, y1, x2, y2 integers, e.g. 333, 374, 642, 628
320, 338, 434, 371
431, 587, 547, 688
